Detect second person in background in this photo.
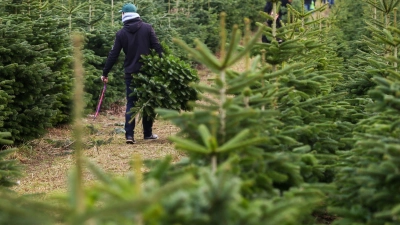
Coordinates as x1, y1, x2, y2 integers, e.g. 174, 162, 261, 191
262, 0, 293, 43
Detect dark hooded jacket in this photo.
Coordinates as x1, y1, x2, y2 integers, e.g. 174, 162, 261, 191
102, 17, 163, 79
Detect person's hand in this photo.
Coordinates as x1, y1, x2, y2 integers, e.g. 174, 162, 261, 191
270, 12, 279, 19
101, 76, 108, 83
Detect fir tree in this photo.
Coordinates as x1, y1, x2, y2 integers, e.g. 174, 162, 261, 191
28, 15, 74, 124
156, 12, 335, 210
129, 46, 199, 120
330, 1, 400, 224
331, 0, 370, 60
0, 13, 58, 142
251, 0, 350, 185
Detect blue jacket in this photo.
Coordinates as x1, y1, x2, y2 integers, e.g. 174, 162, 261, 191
102, 18, 163, 79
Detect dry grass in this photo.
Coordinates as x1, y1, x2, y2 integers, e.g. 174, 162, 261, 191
12, 109, 183, 194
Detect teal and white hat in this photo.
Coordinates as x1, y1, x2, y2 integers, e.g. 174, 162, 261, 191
119, 3, 137, 13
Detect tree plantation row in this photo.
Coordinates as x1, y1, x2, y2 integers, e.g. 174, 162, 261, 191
0, 0, 266, 142
1, 0, 400, 224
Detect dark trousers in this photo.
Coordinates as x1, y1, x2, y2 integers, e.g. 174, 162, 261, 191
125, 78, 153, 138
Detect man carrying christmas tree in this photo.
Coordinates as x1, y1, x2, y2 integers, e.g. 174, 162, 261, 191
101, 3, 163, 144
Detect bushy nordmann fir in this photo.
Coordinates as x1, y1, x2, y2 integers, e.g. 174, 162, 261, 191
0, 14, 57, 142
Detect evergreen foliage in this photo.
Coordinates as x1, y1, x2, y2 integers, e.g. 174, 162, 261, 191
28, 16, 74, 124
0, 14, 58, 141
129, 46, 199, 120
8, 0, 400, 224
55, 159, 324, 225
330, 0, 369, 60
0, 132, 21, 187
157, 10, 340, 206
0, 85, 12, 130
251, 0, 350, 184
330, 0, 400, 224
